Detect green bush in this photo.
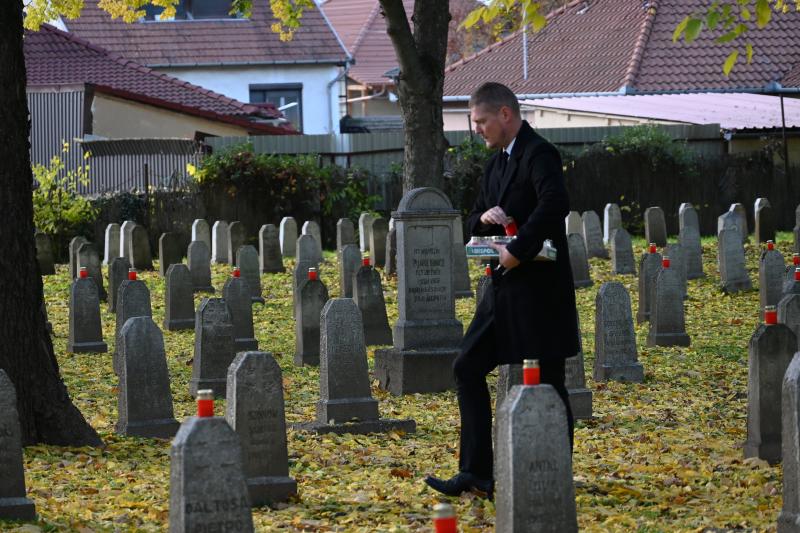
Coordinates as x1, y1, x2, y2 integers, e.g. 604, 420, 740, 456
444, 136, 492, 216
33, 142, 98, 255
593, 124, 696, 172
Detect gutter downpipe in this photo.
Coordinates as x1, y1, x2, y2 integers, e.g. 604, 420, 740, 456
327, 60, 352, 134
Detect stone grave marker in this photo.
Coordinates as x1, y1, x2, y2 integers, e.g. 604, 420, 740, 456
116, 316, 179, 438
719, 228, 752, 293
779, 294, 800, 345
565, 211, 582, 236
730, 203, 748, 242
375, 188, 463, 395
565, 352, 592, 420
190, 298, 236, 398
225, 351, 297, 505
452, 215, 474, 298
385, 227, 397, 276
755, 197, 776, 245
164, 264, 195, 331
68, 272, 107, 353
647, 261, 691, 347
496, 383, 578, 532
69, 235, 88, 280
227, 221, 246, 266
495, 364, 522, 411
77, 242, 107, 301
761, 245, 786, 318
610, 227, 635, 275
294, 268, 329, 366
358, 212, 374, 253
279, 216, 297, 258
120, 220, 136, 262
114, 275, 152, 373
129, 225, 154, 271
159, 232, 183, 277
294, 299, 416, 434
369, 217, 388, 268
595, 282, 643, 382
679, 225, 704, 279
779, 352, 800, 530
663, 243, 687, 299
211, 220, 229, 264
258, 224, 284, 273
744, 311, 797, 464
169, 413, 253, 532
191, 219, 210, 250
35, 231, 55, 275
292, 259, 316, 306
103, 223, 120, 266
339, 245, 361, 298
237, 245, 264, 304
786, 267, 800, 297
582, 210, 608, 259
567, 233, 593, 288
679, 203, 700, 235
0, 370, 36, 520
336, 218, 355, 253
302, 220, 323, 262
353, 259, 393, 345
296, 234, 320, 267
223, 272, 258, 353
187, 241, 214, 293
644, 206, 667, 247
603, 203, 622, 245
717, 211, 739, 248
637, 248, 662, 324
107, 257, 131, 313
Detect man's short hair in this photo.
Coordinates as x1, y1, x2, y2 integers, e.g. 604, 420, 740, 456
469, 82, 520, 116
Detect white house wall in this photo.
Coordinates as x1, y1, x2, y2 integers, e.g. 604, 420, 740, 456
157, 64, 346, 135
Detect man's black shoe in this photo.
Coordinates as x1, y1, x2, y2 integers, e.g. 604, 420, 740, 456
424, 472, 494, 499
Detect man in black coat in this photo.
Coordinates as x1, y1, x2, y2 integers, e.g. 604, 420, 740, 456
425, 82, 580, 498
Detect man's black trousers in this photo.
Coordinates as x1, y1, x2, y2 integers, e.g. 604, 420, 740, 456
453, 329, 574, 481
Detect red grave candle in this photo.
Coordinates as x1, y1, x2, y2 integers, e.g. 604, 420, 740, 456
196, 389, 214, 417
649, 243, 657, 254
128, 269, 137, 281
523, 359, 540, 386
233, 267, 241, 278
433, 503, 457, 533
767, 240, 775, 251
765, 305, 778, 325
362, 257, 370, 267
662, 257, 671, 268
79, 267, 88, 279
794, 253, 800, 266
795, 267, 800, 281
308, 268, 318, 281
485, 264, 492, 276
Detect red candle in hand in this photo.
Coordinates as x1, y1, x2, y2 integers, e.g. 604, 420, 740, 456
523, 359, 540, 385
484, 264, 492, 276
504, 218, 517, 236
196, 389, 214, 417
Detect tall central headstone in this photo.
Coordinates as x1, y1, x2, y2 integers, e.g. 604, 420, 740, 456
594, 282, 643, 382
375, 188, 462, 395
646, 261, 691, 347
0, 371, 36, 520
279, 217, 297, 258
644, 206, 667, 247
190, 298, 235, 398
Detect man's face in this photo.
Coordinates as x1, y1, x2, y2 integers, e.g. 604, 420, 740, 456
470, 104, 510, 150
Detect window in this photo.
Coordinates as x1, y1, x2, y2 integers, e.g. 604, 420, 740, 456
250, 84, 303, 132
142, 0, 237, 21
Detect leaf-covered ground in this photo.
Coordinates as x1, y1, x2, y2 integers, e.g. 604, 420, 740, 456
3, 232, 793, 532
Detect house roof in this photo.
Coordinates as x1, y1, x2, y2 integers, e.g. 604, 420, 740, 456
25, 24, 293, 134
320, 0, 413, 87
522, 92, 800, 130
63, 0, 349, 68
444, 0, 800, 98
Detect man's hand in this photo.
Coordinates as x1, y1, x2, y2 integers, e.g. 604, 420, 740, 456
480, 206, 511, 226
489, 243, 520, 270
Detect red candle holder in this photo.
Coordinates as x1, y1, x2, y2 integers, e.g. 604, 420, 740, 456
433, 503, 457, 533
362, 257, 370, 267
79, 267, 88, 279
765, 305, 778, 325
308, 268, 318, 281
648, 243, 657, 254
662, 257, 671, 268
794, 253, 800, 266
196, 389, 214, 417
795, 267, 800, 281
128, 269, 137, 281
523, 359, 540, 386
484, 264, 492, 276
504, 218, 517, 236
767, 240, 775, 251
232, 267, 241, 278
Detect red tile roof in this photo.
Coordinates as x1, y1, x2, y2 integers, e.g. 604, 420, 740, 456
25, 24, 293, 134
321, 0, 414, 87
63, 0, 349, 67
444, 0, 800, 98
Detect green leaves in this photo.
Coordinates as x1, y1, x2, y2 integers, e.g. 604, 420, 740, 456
756, 0, 773, 27
723, 49, 740, 76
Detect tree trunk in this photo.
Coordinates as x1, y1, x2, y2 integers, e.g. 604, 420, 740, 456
0, 1, 102, 446
380, 0, 450, 193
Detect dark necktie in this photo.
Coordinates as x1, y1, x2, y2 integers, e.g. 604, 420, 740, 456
492, 150, 509, 200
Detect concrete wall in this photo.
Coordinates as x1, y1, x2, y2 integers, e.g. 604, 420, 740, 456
158, 64, 346, 134
92, 93, 248, 138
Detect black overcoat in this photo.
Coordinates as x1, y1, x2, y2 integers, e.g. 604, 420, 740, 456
462, 121, 580, 364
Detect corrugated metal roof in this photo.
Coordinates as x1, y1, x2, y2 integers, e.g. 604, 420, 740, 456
521, 92, 800, 130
